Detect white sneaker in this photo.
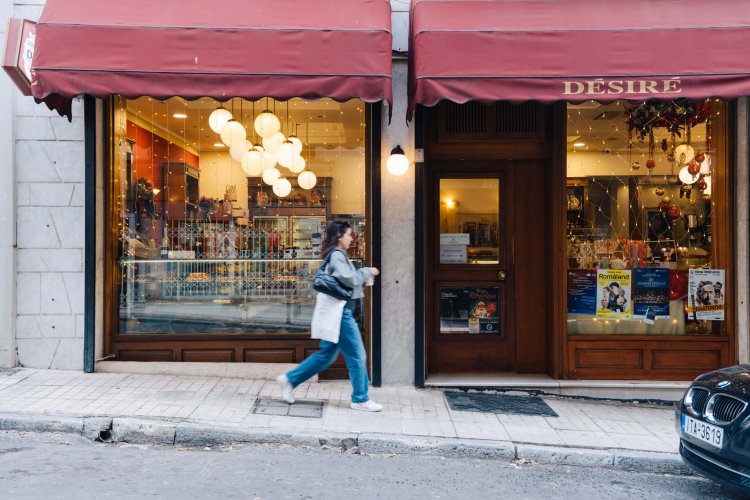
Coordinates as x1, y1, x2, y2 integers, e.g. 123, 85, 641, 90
351, 400, 383, 412
275, 374, 295, 404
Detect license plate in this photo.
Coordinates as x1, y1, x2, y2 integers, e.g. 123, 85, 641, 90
681, 414, 723, 448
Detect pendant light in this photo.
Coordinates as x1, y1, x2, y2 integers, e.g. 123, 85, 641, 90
220, 120, 247, 147
241, 149, 263, 176
277, 140, 298, 168
678, 165, 699, 185
262, 132, 286, 154
273, 177, 292, 198
254, 110, 281, 138
298, 170, 317, 190
208, 106, 233, 134
288, 135, 303, 154
287, 154, 306, 174
260, 150, 278, 170
262, 166, 281, 185
230, 140, 253, 162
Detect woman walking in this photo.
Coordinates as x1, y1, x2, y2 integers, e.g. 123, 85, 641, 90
276, 221, 382, 411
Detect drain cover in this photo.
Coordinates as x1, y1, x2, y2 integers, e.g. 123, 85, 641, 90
444, 392, 558, 417
252, 398, 324, 418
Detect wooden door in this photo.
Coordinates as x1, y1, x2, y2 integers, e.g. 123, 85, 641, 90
425, 161, 548, 374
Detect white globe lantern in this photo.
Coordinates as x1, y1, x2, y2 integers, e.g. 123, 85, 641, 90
254, 110, 281, 138
678, 165, 699, 185
208, 107, 233, 134
262, 167, 281, 186
260, 150, 278, 170
241, 150, 263, 176
262, 132, 286, 154
287, 154, 306, 174
298, 170, 317, 190
230, 140, 253, 162
220, 120, 247, 147
273, 177, 292, 198
277, 140, 298, 168
386, 145, 409, 176
288, 135, 303, 154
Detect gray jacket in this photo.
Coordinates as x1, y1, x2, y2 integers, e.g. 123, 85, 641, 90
326, 248, 371, 299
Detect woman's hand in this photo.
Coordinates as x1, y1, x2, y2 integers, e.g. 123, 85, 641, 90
369, 267, 380, 276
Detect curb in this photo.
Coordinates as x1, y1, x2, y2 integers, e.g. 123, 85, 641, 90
0, 412, 691, 475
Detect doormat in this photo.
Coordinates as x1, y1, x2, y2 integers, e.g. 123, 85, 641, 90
444, 391, 558, 417
252, 398, 325, 418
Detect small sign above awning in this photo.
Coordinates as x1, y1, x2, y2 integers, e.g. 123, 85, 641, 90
408, 0, 750, 120
3, 18, 71, 120
26, 0, 392, 106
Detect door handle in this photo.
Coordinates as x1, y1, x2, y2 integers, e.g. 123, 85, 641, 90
497, 270, 508, 281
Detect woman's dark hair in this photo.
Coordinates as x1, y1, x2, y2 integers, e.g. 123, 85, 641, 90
321, 221, 351, 257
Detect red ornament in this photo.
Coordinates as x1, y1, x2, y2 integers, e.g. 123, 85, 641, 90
687, 161, 701, 176
646, 159, 656, 170
696, 179, 708, 191
661, 138, 668, 152
695, 151, 706, 164
668, 206, 681, 219
667, 153, 675, 162
659, 200, 671, 212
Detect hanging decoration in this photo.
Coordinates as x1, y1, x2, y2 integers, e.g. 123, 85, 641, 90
625, 99, 711, 141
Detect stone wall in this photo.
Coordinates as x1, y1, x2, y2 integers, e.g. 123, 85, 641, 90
10, 0, 87, 369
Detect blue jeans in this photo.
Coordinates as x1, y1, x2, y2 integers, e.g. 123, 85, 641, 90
286, 308, 369, 403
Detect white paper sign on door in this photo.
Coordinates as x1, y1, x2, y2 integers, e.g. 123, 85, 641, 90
440, 245, 467, 264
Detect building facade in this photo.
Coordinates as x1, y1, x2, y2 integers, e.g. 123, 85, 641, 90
2, 0, 749, 389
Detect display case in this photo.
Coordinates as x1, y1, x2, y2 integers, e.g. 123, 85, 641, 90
252, 216, 288, 258
290, 216, 325, 258
248, 177, 332, 219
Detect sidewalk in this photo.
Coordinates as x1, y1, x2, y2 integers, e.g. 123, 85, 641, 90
0, 368, 689, 473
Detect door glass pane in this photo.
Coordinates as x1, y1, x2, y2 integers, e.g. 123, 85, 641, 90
440, 286, 500, 334
439, 178, 500, 264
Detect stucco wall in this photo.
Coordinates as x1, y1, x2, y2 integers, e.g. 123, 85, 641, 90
9, 0, 87, 369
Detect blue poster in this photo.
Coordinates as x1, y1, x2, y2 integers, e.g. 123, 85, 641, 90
633, 268, 670, 319
567, 270, 597, 315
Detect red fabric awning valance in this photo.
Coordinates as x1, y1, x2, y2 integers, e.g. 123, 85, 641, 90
29, 0, 392, 105
408, 0, 750, 120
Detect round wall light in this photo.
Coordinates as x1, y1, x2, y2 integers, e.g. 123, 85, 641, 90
386, 145, 409, 176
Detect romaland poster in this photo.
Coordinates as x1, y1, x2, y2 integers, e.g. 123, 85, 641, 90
440, 287, 500, 334
567, 270, 597, 315
596, 269, 632, 319
687, 269, 725, 321
633, 268, 670, 321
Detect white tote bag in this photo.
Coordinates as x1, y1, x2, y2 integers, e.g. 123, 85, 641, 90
310, 292, 346, 343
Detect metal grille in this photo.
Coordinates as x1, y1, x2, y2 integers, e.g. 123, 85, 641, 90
496, 102, 540, 134
708, 394, 747, 424
688, 387, 710, 415
445, 101, 488, 134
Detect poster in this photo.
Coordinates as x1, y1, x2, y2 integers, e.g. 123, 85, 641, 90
596, 269, 632, 319
440, 287, 500, 334
567, 270, 597, 315
687, 269, 725, 321
633, 268, 670, 321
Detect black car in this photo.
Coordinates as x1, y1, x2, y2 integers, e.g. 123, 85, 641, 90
676, 364, 750, 495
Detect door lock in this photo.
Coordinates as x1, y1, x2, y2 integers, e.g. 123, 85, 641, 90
497, 270, 508, 281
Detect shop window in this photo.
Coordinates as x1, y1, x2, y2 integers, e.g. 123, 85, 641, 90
566, 99, 728, 336
110, 97, 367, 335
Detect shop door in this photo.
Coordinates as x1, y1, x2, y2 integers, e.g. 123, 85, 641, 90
426, 161, 547, 374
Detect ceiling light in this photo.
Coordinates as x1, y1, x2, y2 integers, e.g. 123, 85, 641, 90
220, 120, 247, 147
573, 142, 585, 147
208, 107, 233, 134
262, 167, 281, 186
172, 113, 188, 119
277, 140, 298, 168
213, 143, 225, 148
298, 170, 317, 190
254, 110, 281, 139
242, 150, 263, 176
262, 132, 286, 155
273, 177, 292, 198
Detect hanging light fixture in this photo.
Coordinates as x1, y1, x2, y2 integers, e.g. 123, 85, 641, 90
287, 155, 306, 174
273, 177, 292, 198
208, 106, 233, 134
260, 150, 278, 170
220, 120, 247, 147
230, 140, 253, 162
254, 110, 281, 138
288, 135, 303, 154
262, 167, 281, 185
241, 149, 263, 176
678, 165, 700, 185
298, 170, 317, 190
386, 145, 409, 176
262, 132, 286, 155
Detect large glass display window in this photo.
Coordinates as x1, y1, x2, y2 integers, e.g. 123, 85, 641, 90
565, 99, 730, 336
109, 97, 368, 336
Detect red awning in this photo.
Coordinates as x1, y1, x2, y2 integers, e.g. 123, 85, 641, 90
408, 0, 750, 119
28, 0, 392, 105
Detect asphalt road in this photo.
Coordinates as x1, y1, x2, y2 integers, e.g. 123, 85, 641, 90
0, 431, 741, 500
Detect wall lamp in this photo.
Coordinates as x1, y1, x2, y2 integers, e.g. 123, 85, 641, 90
386, 145, 409, 176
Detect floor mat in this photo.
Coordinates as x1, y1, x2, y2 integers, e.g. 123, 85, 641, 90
444, 391, 558, 417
